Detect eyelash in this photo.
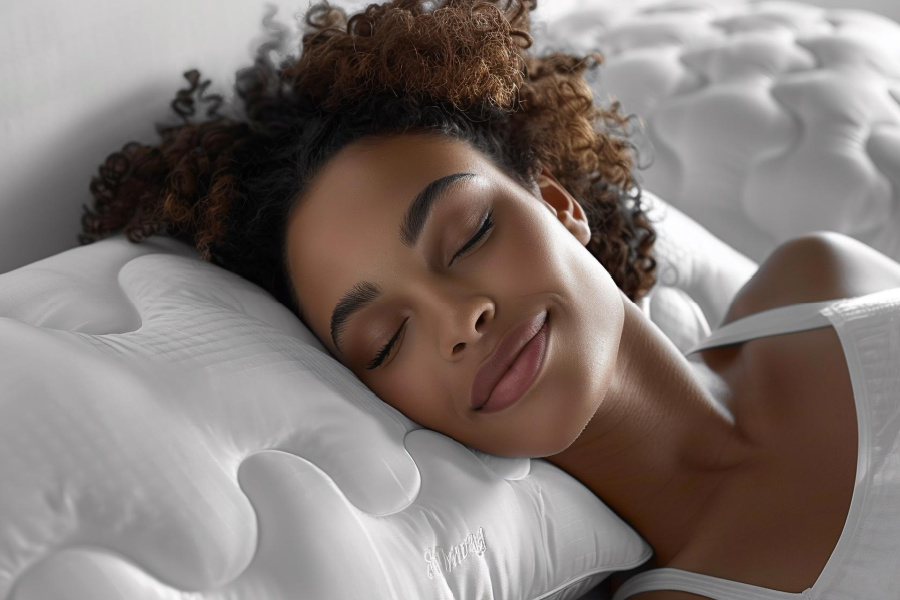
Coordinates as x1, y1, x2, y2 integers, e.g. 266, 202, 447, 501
365, 209, 496, 371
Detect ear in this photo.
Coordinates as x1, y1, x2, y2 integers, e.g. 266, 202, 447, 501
536, 166, 592, 246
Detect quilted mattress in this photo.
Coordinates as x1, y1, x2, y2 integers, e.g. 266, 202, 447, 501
539, 0, 900, 263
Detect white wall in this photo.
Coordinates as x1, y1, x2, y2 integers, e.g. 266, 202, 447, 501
0, 0, 323, 274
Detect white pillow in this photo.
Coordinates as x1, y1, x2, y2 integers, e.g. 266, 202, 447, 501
637, 190, 757, 352
0, 232, 652, 600
0, 187, 758, 600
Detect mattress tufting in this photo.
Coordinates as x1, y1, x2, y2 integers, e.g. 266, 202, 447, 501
538, 0, 900, 263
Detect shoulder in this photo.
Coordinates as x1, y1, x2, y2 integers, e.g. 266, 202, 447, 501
722, 232, 900, 326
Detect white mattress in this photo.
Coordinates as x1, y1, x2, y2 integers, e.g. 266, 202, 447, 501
539, 0, 900, 263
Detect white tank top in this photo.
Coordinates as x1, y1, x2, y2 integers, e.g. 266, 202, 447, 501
613, 288, 900, 600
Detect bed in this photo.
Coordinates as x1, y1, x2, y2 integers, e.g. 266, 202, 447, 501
1, 1, 898, 598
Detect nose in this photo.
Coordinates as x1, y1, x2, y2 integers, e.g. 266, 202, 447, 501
410, 275, 495, 361
446, 299, 495, 359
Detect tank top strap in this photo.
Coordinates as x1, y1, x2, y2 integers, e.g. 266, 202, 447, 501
610, 567, 814, 600
685, 298, 844, 355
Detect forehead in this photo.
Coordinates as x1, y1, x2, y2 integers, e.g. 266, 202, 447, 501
285, 134, 494, 345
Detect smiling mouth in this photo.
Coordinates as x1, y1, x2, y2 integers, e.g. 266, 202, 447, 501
476, 311, 550, 414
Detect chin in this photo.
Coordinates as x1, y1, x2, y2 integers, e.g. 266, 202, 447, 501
538, 415, 595, 458
535, 437, 581, 459
516, 430, 585, 459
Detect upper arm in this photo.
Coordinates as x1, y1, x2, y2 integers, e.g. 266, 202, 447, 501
721, 232, 900, 327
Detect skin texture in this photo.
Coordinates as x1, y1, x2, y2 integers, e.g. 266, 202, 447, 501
609, 234, 900, 598
286, 132, 623, 458
285, 132, 759, 565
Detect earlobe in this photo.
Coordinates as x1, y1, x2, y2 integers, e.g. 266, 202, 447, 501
536, 167, 592, 246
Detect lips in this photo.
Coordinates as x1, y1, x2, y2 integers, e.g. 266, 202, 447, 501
471, 309, 548, 410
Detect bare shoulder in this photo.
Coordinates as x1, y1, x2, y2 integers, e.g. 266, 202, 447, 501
723, 232, 900, 326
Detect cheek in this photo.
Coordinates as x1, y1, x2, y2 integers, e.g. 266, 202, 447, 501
480, 209, 562, 287
367, 368, 452, 430
507, 211, 588, 294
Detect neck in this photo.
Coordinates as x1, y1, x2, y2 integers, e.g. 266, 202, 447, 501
546, 293, 755, 564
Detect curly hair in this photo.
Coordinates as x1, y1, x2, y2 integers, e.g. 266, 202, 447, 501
78, 0, 656, 327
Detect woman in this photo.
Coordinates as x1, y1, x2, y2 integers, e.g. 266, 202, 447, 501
78, 0, 900, 597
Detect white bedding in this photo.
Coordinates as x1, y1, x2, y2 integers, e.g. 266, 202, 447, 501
1, 1, 898, 598
0, 190, 749, 600
538, 0, 900, 263
0, 233, 648, 600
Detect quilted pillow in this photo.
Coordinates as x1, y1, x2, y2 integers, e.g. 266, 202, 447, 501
0, 183, 760, 600
1, 232, 654, 600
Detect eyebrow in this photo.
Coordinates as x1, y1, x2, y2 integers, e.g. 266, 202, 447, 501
329, 172, 476, 356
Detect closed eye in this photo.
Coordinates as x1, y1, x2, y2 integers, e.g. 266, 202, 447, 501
449, 208, 495, 266
365, 209, 496, 370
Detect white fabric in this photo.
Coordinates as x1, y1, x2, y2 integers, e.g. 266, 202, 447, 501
539, 0, 900, 264
0, 233, 656, 600
613, 288, 900, 599
685, 299, 835, 354
640, 190, 758, 336
0, 186, 757, 600
614, 568, 811, 600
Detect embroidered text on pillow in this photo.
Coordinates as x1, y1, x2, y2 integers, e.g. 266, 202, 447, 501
424, 527, 486, 579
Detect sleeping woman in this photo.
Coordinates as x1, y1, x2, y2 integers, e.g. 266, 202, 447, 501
78, 0, 900, 598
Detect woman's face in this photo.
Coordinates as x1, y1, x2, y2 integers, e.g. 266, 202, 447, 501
285, 133, 624, 457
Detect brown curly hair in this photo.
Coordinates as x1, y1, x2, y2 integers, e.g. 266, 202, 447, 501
78, 0, 656, 328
